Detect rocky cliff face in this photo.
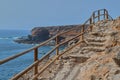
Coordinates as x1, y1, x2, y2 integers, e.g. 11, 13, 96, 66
36, 17, 120, 80
30, 28, 49, 43
14, 24, 81, 44
14, 28, 49, 44
31, 24, 83, 44
31, 24, 81, 37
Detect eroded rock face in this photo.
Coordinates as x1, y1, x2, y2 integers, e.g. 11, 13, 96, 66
31, 25, 81, 38
32, 28, 49, 36
75, 18, 120, 80
14, 28, 50, 44
14, 25, 82, 44
31, 28, 49, 42
113, 46, 120, 67
36, 17, 120, 80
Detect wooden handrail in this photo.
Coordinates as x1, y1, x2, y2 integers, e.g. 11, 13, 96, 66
0, 35, 56, 65
0, 9, 113, 80
0, 9, 113, 65
32, 25, 91, 79
11, 46, 57, 80
0, 25, 80, 65
32, 41, 82, 80
11, 25, 91, 80
31, 9, 113, 79
91, 9, 112, 23
11, 22, 89, 80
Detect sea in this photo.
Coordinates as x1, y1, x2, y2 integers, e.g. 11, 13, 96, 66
0, 30, 52, 80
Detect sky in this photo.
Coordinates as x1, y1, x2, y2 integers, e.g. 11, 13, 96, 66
0, 0, 120, 30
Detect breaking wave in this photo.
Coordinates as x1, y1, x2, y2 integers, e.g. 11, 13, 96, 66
0, 37, 19, 40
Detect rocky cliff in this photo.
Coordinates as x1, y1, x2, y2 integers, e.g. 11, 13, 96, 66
31, 24, 81, 37
14, 24, 81, 44
36, 17, 120, 80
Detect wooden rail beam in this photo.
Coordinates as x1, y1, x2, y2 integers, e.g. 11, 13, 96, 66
0, 35, 57, 65
11, 47, 56, 80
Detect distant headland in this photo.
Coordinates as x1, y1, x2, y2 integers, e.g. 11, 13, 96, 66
14, 24, 82, 44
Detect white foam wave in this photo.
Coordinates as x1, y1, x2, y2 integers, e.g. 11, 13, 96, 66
12, 37, 19, 39
0, 37, 9, 40
0, 37, 19, 40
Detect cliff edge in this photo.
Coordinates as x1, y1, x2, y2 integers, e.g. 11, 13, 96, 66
37, 17, 120, 80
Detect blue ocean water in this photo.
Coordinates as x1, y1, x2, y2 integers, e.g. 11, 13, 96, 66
0, 30, 52, 80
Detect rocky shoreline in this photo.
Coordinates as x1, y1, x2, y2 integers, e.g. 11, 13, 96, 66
14, 24, 81, 44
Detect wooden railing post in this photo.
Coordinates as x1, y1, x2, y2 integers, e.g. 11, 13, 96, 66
93, 13, 95, 24
81, 25, 84, 41
90, 18, 92, 24
56, 36, 59, 55
34, 48, 38, 80
104, 9, 108, 20
104, 9, 106, 20
90, 25, 93, 32
98, 10, 100, 21
106, 11, 109, 20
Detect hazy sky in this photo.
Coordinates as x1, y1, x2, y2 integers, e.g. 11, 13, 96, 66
0, 0, 120, 30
